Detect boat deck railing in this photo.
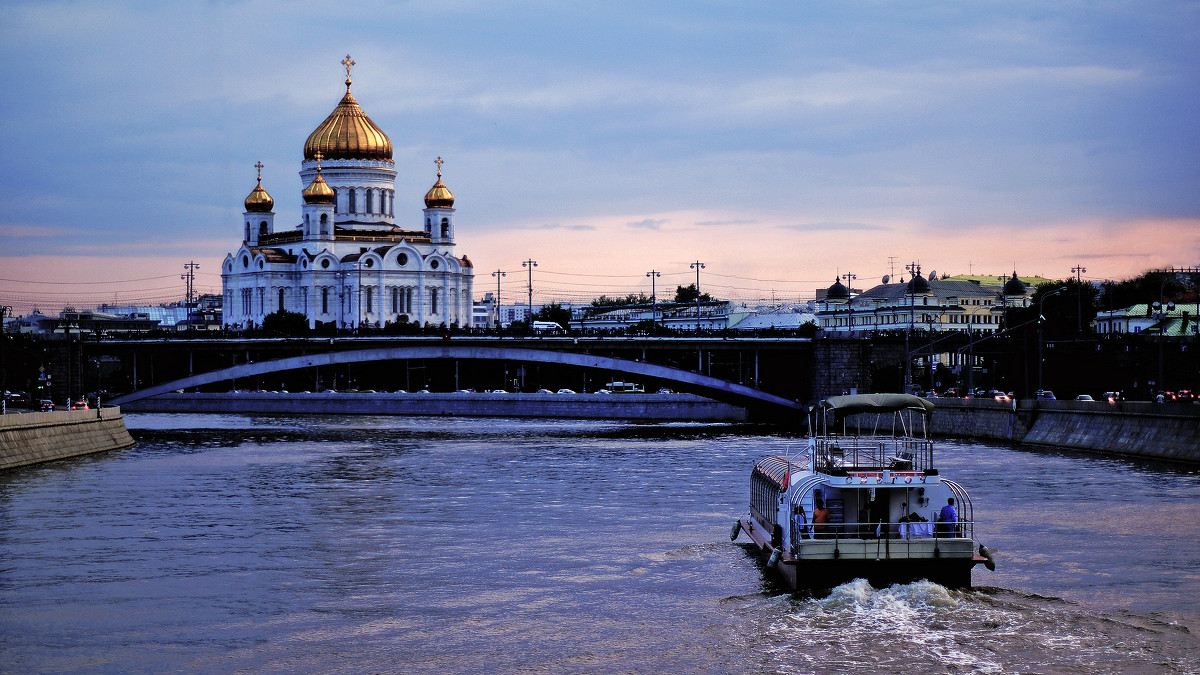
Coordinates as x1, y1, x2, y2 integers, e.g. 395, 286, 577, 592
810, 436, 934, 473
795, 519, 974, 544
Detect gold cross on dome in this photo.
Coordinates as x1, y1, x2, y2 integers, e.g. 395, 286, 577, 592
314, 151, 324, 170
254, 161, 264, 181
435, 156, 444, 177
341, 54, 355, 81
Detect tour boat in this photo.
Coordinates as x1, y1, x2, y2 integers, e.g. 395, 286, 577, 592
732, 393, 995, 590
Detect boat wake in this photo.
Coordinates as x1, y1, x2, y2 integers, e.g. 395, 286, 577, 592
730, 579, 1200, 674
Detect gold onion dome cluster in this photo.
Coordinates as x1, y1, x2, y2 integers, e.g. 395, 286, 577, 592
424, 170, 455, 208
244, 178, 274, 212
303, 80, 393, 162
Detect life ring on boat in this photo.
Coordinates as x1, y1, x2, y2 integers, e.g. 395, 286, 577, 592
731, 521, 741, 541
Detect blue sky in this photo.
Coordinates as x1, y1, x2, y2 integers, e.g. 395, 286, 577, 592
1, 1, 1197, 312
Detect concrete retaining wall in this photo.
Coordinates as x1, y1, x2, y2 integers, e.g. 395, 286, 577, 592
120, 392, 748, 422
930, 398, 1200, 463
0, 407, 136, 471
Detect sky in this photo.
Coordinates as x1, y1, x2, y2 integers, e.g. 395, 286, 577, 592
1, 1, 1198, 314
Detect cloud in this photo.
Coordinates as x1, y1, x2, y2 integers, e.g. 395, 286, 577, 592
513, 223, 596, 231
781, 222, 891, 232
0, 223, 82, 237
695, 219, 758, 226
627, 218, 669, 230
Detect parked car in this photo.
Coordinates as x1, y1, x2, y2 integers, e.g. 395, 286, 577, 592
556, 388, 576, 394
39, 400, 55, 411
1036, 390, 1056, 400
1075, 394, 1095, 402
657, 388, 675, 394
536, 389, 554, 394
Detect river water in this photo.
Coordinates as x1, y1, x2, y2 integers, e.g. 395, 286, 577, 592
1, 414, 1198, 674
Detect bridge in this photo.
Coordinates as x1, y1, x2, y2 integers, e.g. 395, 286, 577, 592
106, 344, 806, 418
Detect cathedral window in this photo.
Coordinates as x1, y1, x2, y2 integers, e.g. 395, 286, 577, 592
242, 255, 249, 269
278, 288, 285, 312
425, 217, 431, 233
366, 287, 373, 313
305, 214, 310, 228
441, 217, 449, 238
244, 224, 250, 241
320, 213, 328, 235
331, 188, 337, 212
398, 253, 408, 266
405, 287, 413, 314
260, 222, 268, 236
321, 258, 330, 269
391, 287, 398, 314
322, 287, 329, 314
366, 189, 373, 214
430, 288, 438, 315
348, 189, 357, 213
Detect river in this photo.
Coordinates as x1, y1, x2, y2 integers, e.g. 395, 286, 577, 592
1, 414, 1198, 673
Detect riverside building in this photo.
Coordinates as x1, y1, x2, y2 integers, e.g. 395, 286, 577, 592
222, 56, 474, 330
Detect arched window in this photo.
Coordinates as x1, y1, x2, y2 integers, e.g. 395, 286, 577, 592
441, 217, 449, 238
366, 189, 373, 214
331, 188, 338, 212
304, 213, 310, 228
322, 287, 329, 314
320, 213, 328, 235
278, 288, 285, 311
244, 223, 250, 241
430, 288, 439, 315
391, 287, 398, 314
259, 222, 268, 236
366, 287, 373, 313
425, 217, 431, 233
348, 188, 357, 213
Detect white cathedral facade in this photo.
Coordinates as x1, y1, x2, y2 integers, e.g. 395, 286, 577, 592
222, 57, 474, 330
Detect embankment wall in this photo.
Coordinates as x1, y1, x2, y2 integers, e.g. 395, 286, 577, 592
120, 392, 749, 422
0, 407, 136, 471
930, 398, 1200, 463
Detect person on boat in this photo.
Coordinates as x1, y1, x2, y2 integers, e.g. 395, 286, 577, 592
812, 500, 831, 538
939, 497, 957, 536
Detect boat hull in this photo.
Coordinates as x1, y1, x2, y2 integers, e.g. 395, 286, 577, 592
737, 517, 978, 591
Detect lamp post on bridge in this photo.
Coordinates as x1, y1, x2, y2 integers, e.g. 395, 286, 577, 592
522, 259, 537, 324
842, 272, 856, 335
491, 269, 505, 330
690, 261, 705, 333
646, 270, 660, 332
1071, 265, 1087, 333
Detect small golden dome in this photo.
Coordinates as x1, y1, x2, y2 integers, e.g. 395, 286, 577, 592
424, 156, 455, 208
244, 180, 274, 212
303, 173, 335, 204
244, 162, 274, 212
303, 154, 335, 204
303, 58, 392, 161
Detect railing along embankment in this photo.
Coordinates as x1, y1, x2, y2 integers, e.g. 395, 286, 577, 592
929, 398, 1200, 463
0, 407, 136, 471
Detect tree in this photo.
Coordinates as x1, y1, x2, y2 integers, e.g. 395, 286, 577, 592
533, 302, 572, 328
261, 309, 309, 335
674, 284, 712, 303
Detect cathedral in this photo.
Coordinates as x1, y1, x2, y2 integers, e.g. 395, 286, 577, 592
222, 56, 474, 330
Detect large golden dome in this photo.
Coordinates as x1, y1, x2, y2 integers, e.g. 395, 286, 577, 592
303, 60, 392, 162
424, 157, 455, 208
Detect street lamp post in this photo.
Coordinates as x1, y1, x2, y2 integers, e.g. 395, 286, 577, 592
0, 305, 10, 415
1038, 287, 1067, 394
690, 261, 705, 333
842, 272, 857, 334
491, 269, 505, 330
646, 270, 661, 332
1071, 265, 1086, 333
522, 259, 537, 323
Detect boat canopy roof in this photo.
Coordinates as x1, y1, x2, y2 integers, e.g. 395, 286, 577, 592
819, 393, 934, 417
